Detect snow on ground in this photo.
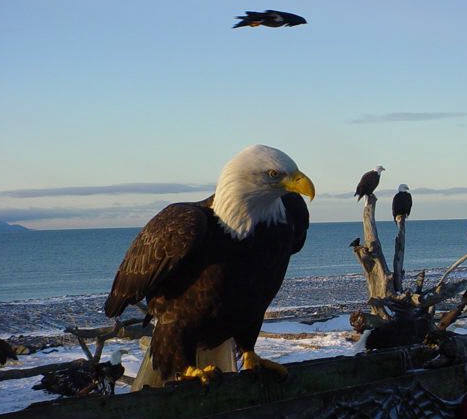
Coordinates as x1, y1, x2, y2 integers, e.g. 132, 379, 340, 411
0, 316, 359, 415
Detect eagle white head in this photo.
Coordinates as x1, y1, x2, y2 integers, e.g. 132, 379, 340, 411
398, 184, 410, 193
212, 145, 315, 240
374, 165, 385, 174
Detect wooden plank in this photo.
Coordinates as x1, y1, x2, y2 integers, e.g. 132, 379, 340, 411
3, 346, 460, 419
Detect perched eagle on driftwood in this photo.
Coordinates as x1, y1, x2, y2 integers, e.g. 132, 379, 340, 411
105, 145, 315, 386
354, 166, 385, 202
233, 10, 307, 29
392, 184, 412, 222
33, 349, 127, 396
0, 339, 17, 365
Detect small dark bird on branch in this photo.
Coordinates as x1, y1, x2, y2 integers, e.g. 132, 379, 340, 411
0, 339, 17, 365
354, 166, 385, 202
33, 349, 128, 397
233, 10, 307, 29
349, 237, 360, 247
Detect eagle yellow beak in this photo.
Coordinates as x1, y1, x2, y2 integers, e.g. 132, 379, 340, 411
281, 170, 315, 201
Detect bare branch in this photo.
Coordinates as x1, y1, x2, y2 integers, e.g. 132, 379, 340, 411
0, 359, 88, 382
77, 336, 93, 360
415, 270, 425, 294
436, 253, 467, 287
382, 278, 467, 308
392, 216, 406, 293
437, 291, 467, 331
65, 318, 147, 339
352, 194, 394, 319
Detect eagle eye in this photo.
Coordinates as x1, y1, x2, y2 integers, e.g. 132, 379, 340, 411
267, 169, 280, 178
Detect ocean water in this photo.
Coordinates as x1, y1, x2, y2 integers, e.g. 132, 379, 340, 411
1, 219, 466, 337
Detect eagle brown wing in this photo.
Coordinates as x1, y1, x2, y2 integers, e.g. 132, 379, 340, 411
104, 202, 209, 317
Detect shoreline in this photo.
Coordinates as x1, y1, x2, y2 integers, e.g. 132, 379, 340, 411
3, 303, 366, 355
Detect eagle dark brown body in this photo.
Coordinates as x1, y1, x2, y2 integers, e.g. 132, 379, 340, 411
392, 186, 412, 221
104, 193, 308, 380
354, 166, 385, 201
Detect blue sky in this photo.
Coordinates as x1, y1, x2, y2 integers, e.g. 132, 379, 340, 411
1, 1, 466, 229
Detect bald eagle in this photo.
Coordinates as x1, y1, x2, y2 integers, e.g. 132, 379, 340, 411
104, 145, 315, 385
392, 184, 412, 222
0, 339, 17, 365
33, 349, 127, 396
354, 166, 385, 201
233, 10, 307, 29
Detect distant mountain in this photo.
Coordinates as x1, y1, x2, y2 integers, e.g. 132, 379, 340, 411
0, 221, 30, 232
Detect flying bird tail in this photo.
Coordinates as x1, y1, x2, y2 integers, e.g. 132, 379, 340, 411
233, 18, 261, 28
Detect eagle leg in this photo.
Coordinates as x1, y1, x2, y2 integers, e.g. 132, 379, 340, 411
177, 365, 219, 385
242, 351, 288, 377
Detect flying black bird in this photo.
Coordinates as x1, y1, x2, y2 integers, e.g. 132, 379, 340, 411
33, 349, 127, 396
233, 10, 307, 29
392, 184, 412, 222
104, 145, 314, 387
354, 166, 385, 202
0, 339, 17, 365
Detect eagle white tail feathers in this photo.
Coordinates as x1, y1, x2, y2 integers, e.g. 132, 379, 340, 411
196, 338, 238, 373
131, 338, 238, 391
353, 329, 371, 354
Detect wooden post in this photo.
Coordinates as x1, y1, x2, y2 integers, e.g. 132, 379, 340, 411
393, 215, 406, 293
352, 195, 394, 319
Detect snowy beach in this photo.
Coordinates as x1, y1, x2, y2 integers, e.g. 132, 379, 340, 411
0, 313, 358, 415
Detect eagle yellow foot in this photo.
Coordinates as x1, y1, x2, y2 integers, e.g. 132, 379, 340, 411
177, 365, 218, 385
242, 351, 288, 378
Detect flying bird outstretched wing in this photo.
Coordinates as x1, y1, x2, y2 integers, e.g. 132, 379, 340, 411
233, 10, 307, 29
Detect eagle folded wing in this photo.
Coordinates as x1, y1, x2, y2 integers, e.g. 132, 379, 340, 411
104, 203, 208, 317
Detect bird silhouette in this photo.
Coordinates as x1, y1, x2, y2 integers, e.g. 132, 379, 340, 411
233, 10, 307, 29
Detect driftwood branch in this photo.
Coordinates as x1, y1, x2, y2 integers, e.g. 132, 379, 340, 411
77, 336, 93, 361
352, 193, 467, 324
437, 291, 467, 331
65, 318, 151, 362
352, 194, 394, 319
64, 318, 146, 339
0, 359, 88, 382
415, 270, 425, 294
0, 319, 152, 382
392, 216, 406, 293
436, 253, 467, 287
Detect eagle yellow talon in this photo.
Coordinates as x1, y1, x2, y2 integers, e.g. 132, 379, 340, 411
178, 365, 218, 385
242, 351, 288, 377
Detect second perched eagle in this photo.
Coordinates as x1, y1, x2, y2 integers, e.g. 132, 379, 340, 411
0, 339, 17, 365
354, 166, 385, 201
392, 184, 412, 222
105, 145, 315, 385
33, 349, 127, 396
233, 10, 307, 29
